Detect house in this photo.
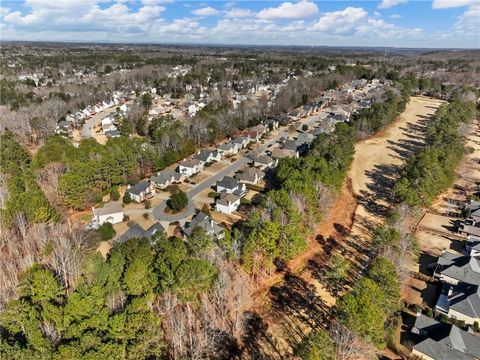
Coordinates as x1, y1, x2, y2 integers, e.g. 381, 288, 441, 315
188, 104, 197, 117
126, 181, 155, 203
285, 138, 310, 154
101, 117, 116, 133
459, 224, 480, 238
236, 167, 265, 185
218, 141, 239, 156
435, 282, 480, 325
55, 121, 72, 137
193, 149, 222, 163
250, 124, 267, 137
433, 251, 480, 286
312, 122, 334, 136
216, 176, 246, 197
183, 212, 224, 239
465, 200, 480, 222
215, 193, 241, 214
250, 154, 277, 170
151, 169, 180, 189
411, 315, 480, 360
411, 313, 443, 337
178, 159, 204, 177
264, 118, 279, 130
233, 136, 250, 149
105, 129, 121, 138
244, 130, 263, 142
296, 132, 315, 147
92, 202, 124, 226
271, 147, 298, 160
465, 236, 480, 257
116, 222, 166, 244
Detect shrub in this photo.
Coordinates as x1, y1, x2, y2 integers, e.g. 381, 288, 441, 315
123, 215, 130, 222
426, 308, 433, 317
110, 187, 120, 201
302, 124, 308, 131
142, 212, 149, 220
144, 200, 152, 209
97, 222, 116, 241
474, 321, 479, 332
123, 192, 132, 204
94, 193, 103, 204
169, 190, 188, 212
207, 191, 220, 198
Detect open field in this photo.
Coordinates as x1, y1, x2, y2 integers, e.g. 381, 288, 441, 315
242, 96, 444, 358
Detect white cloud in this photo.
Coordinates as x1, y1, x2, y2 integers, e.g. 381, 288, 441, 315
454, 3, 480, 34
390, 14, 403, 19
257, 0, 318, 20
192, 6, 220, 17
311, 7, 367, 34
378, 0, 408, 9
0, 7, 10, 16
432, 0, 478, 9
224, 8, 256, 18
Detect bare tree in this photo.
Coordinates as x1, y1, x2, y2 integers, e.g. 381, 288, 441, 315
330, 322, 377, 360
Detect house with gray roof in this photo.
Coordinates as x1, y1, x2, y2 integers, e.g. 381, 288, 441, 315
436, 282, 480, 326
411, 315, 480, 360
218, 141, 239, 156
116, 222, 166, 244
465, 200, 480, 222
216, 176, 246, 197
183, 212, 224, 239
296, 132, 315, 146
193, 149, 221, 163
235, 167, 265, 185
466, 236, 480, 257
434, 251, 480, 286
250, 154, 277, 170
178, 158, 203, 177
233, 136, 250, 149
126, 181, 155, 203
151, 169, 184, 189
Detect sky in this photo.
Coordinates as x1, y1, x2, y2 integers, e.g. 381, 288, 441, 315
0, 0, 479, 48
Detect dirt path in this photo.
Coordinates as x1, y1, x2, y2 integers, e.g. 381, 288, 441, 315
243, 96, 444, 359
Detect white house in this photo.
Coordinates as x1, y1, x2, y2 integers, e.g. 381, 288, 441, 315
178, 159, 203, 177
233, 136, 250, 149
218, 141, 239, 156
193, 149, 221, 163
126, 181, 155, 203
188, 104, 197, 117
150, 169, 184, 189
92, 202, 124, 225
101, 117, 116, 133
215, 193, 241, 214
216, 176, 246, 197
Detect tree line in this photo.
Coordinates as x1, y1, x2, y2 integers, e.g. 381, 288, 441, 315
394, 93, 477, 206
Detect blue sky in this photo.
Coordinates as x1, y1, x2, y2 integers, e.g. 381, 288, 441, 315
0, 0, 478, 48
